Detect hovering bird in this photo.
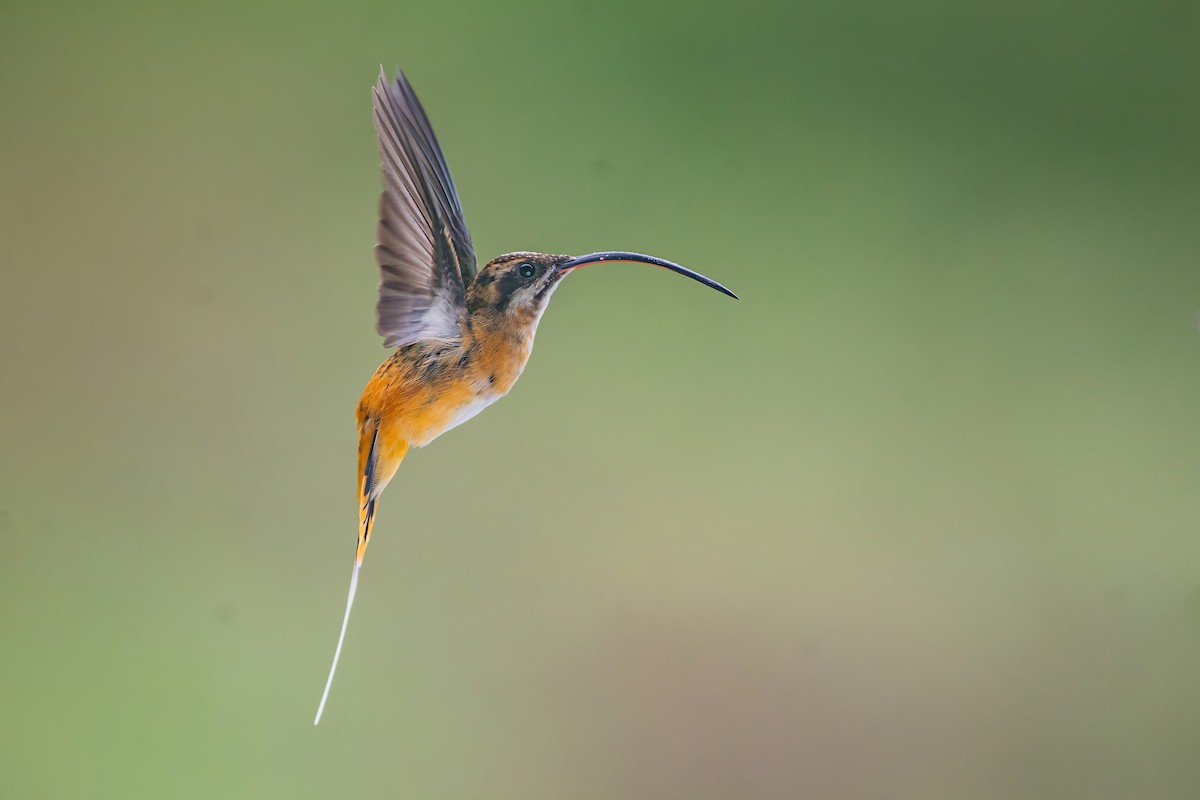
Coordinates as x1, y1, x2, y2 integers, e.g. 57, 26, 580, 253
313, 68, 737, 724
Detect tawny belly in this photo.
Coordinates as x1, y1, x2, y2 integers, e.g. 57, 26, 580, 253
392, 382, 503, 447
426, 391, 503, 444
371, 335, 532, 448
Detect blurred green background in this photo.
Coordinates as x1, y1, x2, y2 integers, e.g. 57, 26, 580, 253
2, 0, 1199, 797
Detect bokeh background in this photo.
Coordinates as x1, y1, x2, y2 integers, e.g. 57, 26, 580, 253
2, 1, 1199, 797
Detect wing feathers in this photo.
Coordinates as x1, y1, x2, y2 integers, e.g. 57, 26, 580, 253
371, 69, 477, 348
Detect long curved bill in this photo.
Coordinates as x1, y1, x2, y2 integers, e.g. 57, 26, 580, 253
557, 251, 738, 299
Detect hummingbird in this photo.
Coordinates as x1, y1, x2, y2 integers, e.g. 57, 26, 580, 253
313, 68, 737, 724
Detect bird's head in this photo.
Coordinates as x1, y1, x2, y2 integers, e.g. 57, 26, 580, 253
468, 252, 571, 323
467, 250, 737, 325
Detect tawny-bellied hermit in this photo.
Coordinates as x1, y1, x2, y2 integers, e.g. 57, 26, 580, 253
313, 68, 737, 725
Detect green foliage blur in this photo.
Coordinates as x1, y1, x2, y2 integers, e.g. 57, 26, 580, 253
2, 1, 1198, 797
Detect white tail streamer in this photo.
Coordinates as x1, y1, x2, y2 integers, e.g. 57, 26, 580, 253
314, 559, 362, 725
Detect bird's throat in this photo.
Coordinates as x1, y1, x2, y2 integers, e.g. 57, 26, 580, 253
463, 308, 538, 397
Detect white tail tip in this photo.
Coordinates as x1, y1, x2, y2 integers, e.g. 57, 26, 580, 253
314, 559, 362, 725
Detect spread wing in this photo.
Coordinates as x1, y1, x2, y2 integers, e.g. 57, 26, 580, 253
371, 68, 477, 348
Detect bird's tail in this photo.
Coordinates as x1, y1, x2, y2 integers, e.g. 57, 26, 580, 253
314, 421, 407, 725
355, 422, 383, 567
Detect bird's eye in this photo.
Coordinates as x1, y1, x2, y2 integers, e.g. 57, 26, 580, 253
518, 262, 536, 279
